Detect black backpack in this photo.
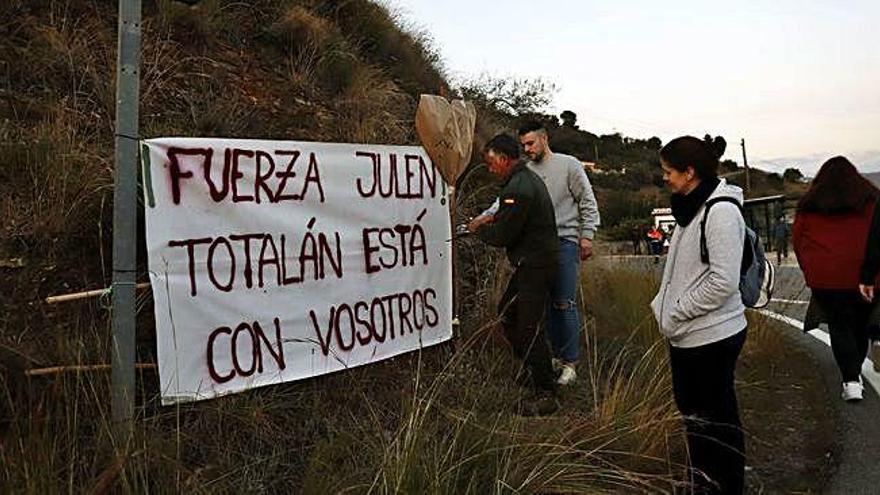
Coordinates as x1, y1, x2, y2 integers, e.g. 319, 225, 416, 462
699, 197, 775, 308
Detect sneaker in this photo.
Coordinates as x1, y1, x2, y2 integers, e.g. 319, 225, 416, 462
842, 379, 863, 402
871, 341, 880, 373
556, 363, 577, 386
518, 391, 560, 417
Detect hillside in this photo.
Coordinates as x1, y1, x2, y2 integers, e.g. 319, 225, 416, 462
1, 0, 449, 341
0, 1, 460, 490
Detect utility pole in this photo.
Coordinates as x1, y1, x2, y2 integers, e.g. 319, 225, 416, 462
740, 138, 751, 195
111, 0, 142, 442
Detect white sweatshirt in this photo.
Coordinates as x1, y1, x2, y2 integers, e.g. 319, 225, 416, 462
650, 179, 747, 348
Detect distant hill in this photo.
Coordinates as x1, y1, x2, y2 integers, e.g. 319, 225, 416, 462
865, 172, 880, 187
755, 150, 880, 178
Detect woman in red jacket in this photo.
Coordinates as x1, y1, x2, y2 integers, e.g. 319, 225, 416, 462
793, 156, 880, 401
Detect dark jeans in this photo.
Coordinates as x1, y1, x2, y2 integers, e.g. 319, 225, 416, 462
669, 329, 747, 495
774, 237, 788, 262
812, 290, 872, 382
650, 240, 662, 255
499, 264, 556, 391
547, 239, 581, 363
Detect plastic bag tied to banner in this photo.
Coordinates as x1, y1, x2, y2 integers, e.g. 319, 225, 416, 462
414, 95, 476, 186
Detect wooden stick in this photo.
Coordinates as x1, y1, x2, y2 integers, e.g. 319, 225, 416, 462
449, 186, 461, 325
44, 282, 151, 305
25, 363, 157, 377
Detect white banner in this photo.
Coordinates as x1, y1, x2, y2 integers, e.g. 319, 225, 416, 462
141, 138, 453, 404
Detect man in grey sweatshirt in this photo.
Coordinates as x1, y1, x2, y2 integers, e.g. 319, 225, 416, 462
470, 121, 600, 384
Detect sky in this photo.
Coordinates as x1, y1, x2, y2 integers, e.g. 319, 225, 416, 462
383, 0, 880, 175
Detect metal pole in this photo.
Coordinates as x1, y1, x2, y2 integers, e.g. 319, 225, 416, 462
741, 138, 751, 195
111, 0, 142, 441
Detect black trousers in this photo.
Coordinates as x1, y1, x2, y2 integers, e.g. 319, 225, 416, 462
498, 264, 556, 391
774, 237, 788, 262
812, 290, 872, 382
669, 329, 747, 495
632, 239, 642, 255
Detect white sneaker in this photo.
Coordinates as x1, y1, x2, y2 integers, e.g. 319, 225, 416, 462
871, 341, 880, 373
842, 379, 863, 402
556, 363, 577, 386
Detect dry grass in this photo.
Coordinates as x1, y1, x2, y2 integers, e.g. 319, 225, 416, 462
0, 1, 730, 493
270, 5, 335, 57
2, 208, 690, 493
335, 63, 411, 144
295, 319, 685, 494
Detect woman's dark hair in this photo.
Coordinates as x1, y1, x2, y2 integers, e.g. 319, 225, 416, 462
659, 136, 725, 180
484, 134, 521, 160
797, 156, 879, 213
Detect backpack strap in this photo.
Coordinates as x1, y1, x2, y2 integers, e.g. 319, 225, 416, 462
700, 197, 744, 264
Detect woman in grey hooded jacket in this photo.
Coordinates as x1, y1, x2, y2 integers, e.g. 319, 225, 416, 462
651, 136, 747, 495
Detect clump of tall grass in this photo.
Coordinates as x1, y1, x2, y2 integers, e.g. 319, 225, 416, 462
300, 319, 685, 494
269, 5, 335, 58
291, 260, 687, 493
155, 0, 225, 50
331, 0, 446, 97
335, 63, 411, 144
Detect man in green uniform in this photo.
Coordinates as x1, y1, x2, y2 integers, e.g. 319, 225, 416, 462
469, 134, 559, 415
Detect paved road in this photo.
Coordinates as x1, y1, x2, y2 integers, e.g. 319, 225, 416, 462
763, 264, 880, 495
602, 256, 880, 494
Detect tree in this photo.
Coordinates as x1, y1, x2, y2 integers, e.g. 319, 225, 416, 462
518, 112, 560, 130
548, 126, 595, 161
647, 136, 662, 150
783, 167, 805, 183
459, 74, 557, 117
560, 110, 577, 128
718, 159, 739, 175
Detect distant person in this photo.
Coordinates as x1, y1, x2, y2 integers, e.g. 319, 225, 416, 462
631, 225, 643, 255
772, 216, 790, 263
468, 134, 559, 416
650, 136, 747, 494
647, 225, 663, 261
470, 121, 600, 386
793, 156, 880, 401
